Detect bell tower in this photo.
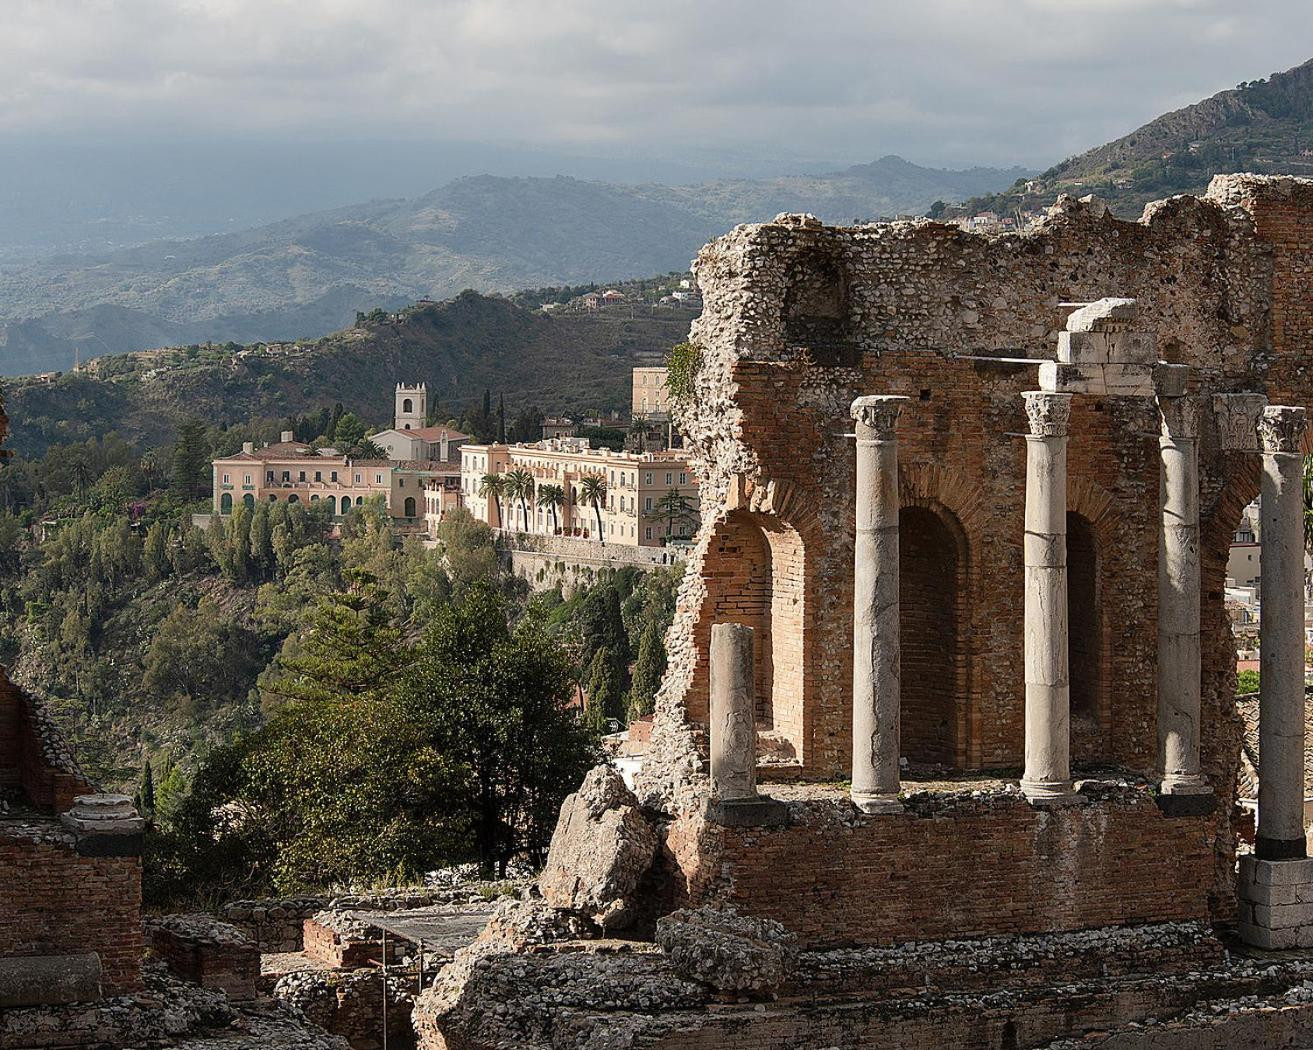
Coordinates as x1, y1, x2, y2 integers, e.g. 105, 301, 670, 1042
395, 382, 427, 431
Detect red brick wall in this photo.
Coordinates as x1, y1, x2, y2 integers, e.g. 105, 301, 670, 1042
668, 792, 1220, 949
0, 832, 143, 994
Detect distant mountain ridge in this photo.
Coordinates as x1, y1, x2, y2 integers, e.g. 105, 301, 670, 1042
960, 56, 1313, 218
0, 156, 1027, 375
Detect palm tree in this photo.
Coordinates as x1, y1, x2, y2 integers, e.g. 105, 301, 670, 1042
352, 438, 387, 460
478, 472, 505, 528
537, 484, 565, 533
505, 468, 535, 531
578, 473, 607, 543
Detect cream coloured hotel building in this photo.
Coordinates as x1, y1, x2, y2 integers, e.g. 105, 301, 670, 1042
460, 438, 698, 547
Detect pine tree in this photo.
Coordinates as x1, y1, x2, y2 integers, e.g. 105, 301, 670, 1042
628, 617, 666, 719
170, 420, 209, 501
248, 502, 274, 581
143, 521, 170, 580
136, 758, 156, 820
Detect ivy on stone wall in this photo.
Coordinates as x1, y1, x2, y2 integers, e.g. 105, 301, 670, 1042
665, 342, 702, 411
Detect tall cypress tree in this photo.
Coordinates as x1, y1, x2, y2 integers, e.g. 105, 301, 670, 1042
497, 394, 507, 443
170, 420, 209, 500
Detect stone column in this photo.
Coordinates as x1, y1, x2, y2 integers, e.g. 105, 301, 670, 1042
1157, 395, 1209, 797
709, 622, 758, 804
1238, 405, 1313, 951
850, 395, 909, 815
1020, 391, 1079, 803
1256, 405, 1310, 861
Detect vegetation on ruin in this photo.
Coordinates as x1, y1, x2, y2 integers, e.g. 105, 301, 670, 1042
665, 341, 702, 413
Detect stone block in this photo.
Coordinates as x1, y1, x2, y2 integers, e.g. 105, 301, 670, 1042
538, 765, 659, 932
1237, 878, 1313, 907
0, 953, 103, 1007
1057, 330, 1113, 365
710, 796, 790, 828
1064, 297, 1138, 332
1239, 855, 1313, 887
1154, 363, 1190, 397
1236, 919, 1313, 950
655, 906, 798, 995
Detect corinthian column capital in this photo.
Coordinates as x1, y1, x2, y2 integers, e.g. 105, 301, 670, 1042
1022, 391, 1072, 438
1258, 405, 1308, 455
851, 395, 909, 437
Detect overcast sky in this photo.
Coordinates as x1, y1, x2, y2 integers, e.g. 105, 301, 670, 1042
2, 0, 1310, 172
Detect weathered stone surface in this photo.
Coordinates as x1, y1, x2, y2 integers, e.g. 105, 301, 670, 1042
0, 953, 101, 1008
655, 906, 798, 995
538, 765, 658, 931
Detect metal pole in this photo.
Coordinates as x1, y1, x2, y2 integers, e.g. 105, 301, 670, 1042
381, 929, 388, 1050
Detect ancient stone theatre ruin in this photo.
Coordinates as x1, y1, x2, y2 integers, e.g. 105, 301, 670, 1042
418, 175, 1313, 1048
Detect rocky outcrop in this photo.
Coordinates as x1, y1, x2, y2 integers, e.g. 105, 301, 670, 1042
537, 765, 658, 932
655, 906, 798, 996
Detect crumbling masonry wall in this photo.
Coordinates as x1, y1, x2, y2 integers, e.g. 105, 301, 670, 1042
635, 175, 1313, 943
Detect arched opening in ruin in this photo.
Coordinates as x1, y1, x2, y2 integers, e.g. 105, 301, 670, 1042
899, 504, 968, 767
702, 510, 808, 765
1067, 511, 1107, 764
782, 247, 855, 366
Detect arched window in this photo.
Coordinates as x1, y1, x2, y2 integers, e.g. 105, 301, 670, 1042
242, 494, 255, 508
403, 398, 413, 413
899, 505, 968, 766
327, 495, 337, 516
220, 492, 233, 513
404, 496, 417, 517
288, 494, 299, 503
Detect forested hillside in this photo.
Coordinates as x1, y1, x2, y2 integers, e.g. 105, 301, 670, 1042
2, 287, 696, 458
960, 56, 1313, 218
0, 421, 680, 898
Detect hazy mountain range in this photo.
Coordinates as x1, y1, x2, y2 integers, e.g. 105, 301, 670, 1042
0, 156, 1026, 375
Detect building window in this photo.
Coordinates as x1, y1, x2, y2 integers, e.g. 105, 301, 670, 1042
644, 496, 652, 511
399, 478, 405, 487
298, 471, 306, 482
282, 471, 290, 482
354, 473, 362, 483
221, 473, 230, 484
331, 471, 338, 482
267, 471, 274, 482
645, 472, 652, 485
315, 471, 322, 482
645, 526, 652, 540
375, 474, 383, 484
679, 472, 687, 484
244, 474, 252, 485
666, 472, 673, 485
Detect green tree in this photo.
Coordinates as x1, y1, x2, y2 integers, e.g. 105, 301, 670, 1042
170, 420, 209, 501
478, 473, 506, 528
401, 586, 601, 875
248, 502, 274, 581
537, 484, 565, 533
143, 521, 170, 580
504, 468, 534, 531
258, 572, 406, 712
578, 473, 607, 542
137, 759, 156, 820
628, 616, 666, 719
333, 413, 367, 450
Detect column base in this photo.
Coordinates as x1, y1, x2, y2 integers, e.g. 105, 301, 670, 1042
1256, 836, 1308, 861
1238, 856, 1313, 950
1020, 779, 1085, 806
851, 792, 903, 815
710, 796, 790, 828
1159, 774, 1211, 795
1155, 777, 1216, 817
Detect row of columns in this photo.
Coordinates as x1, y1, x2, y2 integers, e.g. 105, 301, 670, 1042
844, 389, 1309, 813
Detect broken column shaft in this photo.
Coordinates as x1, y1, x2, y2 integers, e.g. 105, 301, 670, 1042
1020, 391, 1079, 803
1157, 395, 1209, 796
849, 395, 908, 814
709, 621, 759, 803
1256, 405, 1309, 860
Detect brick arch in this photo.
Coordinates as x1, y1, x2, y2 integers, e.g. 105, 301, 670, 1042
687, 475, 823, 768
1066, 476, 1120, 766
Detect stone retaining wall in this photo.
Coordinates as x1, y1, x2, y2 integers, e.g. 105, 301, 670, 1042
222, 897, 326, 952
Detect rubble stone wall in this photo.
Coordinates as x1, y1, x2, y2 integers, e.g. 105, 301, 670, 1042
647, 181, 1296, 795
666, 788, 1222, 948
0, 679, 95, 812
0, 826, 143, 994
222, 897, 326, 952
